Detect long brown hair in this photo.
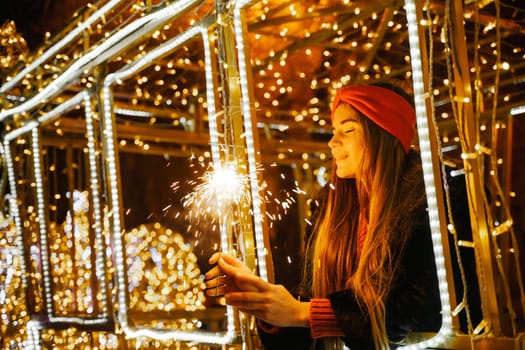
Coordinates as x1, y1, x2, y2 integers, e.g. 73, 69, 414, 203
304, 105, 427, 349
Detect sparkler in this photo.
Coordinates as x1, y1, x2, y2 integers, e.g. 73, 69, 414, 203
179, 160, 303, 227
176, 159, 305, 260
179, 160, 250, 298
181, 160, 252, 226
175, 158, 305, 294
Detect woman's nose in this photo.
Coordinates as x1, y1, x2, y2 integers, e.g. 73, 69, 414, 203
328, 134, 337, 148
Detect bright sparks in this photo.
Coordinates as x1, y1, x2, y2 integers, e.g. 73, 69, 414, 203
181, 161, 251, 223
174, 160, 305, 236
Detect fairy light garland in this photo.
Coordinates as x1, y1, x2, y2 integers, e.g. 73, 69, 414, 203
423, 0, 477, 337
83, 93, 110, 317
37, 92, 110, 325
440, 0, 525, 339
199, 27, 237, 342
485, 0, 525, 332
3, 132, 34, 293
234, 0, 268, 282
2, 91, 117, 348
400, 1, 453, 349
510, 105, 525, 115
3, 120, 41, 345
4, 92, 112, 327
101, 83, 127, 325
0, 0, 125, 94
476, 0, 525, 332
101, 20, 237, 343
31, 127, 54, 317
3, 131, 34, 345
202, 21, 239, 343
0, 1, 217, 342
0, 0, 200, 122
203, 27, 221, 161
26, 320, 40, 350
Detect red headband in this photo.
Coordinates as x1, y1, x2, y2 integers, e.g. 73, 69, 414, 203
331, 85, 416, 153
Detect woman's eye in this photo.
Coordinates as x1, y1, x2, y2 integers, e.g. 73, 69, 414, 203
344, 129, 354, 134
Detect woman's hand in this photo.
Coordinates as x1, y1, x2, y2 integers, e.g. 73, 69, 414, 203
204, 252, 258, 296
205, 252, 310, 327
223, 273, 310, 328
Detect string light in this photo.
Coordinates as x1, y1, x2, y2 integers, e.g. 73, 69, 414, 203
0, 92, 113, 350
37, 93, 110, 324
84, 94, 110, 317
400, 1, 452, 349
510, 105, 525, 116
101, 18, 239, 343
234, 0, 269, 282
4, 127, 37, 348
0, 0, 125, 94
0, 0, 201, 122
31, 128, 54, 317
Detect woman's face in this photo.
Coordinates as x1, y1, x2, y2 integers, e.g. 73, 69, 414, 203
328, 104, 366, 179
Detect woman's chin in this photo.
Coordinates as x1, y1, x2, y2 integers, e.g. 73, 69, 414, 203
336, 169, 355, 179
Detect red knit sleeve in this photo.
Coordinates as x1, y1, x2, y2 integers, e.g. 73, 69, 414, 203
309, 298, 345, 338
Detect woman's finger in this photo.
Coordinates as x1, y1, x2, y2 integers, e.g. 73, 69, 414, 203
208, 252, 240, 265
224, 292, 264, 306
204, 275, 226, 288
204, 264, 222, 280
227, 300, 264, 311
233, 273, 269, 291
217, 258, 243, 276
218, 253, 247, 268
208, 252, 222, 264
206, 286, 226, 297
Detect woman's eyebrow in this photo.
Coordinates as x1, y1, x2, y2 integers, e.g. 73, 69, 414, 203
338, 118, 358, 125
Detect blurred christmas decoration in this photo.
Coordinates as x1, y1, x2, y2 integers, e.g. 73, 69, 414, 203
0, 20, 28, 72
0, 218, 29, 349
48, 190, 103, 317
125, 222, 206, 317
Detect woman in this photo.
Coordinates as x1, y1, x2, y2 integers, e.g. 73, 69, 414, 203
205, 85, 442, 349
